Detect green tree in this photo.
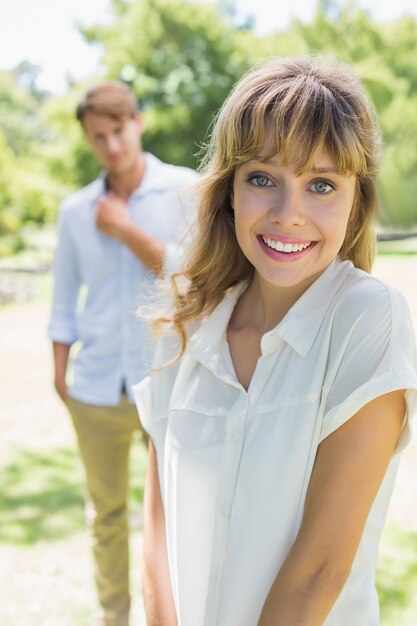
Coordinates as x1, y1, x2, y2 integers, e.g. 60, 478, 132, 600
272, 2, 417, 226
79, 0, 416, 225
0, 69, 48, 157
80, 0, 253, 168
0, 68, 69, 256
42, 90, 100, 189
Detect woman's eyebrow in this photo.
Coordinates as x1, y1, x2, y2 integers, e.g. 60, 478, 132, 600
245, 156, 280, 167
310, 166, 340, 174
245, 156, 344, 175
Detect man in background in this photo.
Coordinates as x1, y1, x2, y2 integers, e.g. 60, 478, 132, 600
48, 81, 197, 626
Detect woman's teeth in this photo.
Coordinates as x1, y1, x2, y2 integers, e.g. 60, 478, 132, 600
262, 237, 312, 253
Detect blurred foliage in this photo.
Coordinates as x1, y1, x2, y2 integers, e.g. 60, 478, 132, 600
1, 0, 417, 258
377, 523, 417, 625
80, 0, 254, 169
0, 64, 47, 157
42, 91, 101, 189
79, 0, 417, 226
289, 5, 417, 225
0, 64, 70, 256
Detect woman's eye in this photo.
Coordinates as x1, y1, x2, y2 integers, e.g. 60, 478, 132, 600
249, 175, 272, 187
311, 180, 334, 194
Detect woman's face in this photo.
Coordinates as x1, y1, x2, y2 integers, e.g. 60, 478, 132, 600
231, 144, 356, 297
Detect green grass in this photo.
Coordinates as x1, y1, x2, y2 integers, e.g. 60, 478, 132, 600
378, 524, 417, 625
0, 446, 84, 544
0, 437, 147, 546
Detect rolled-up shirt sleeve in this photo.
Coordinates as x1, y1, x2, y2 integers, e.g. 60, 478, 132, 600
320, 283, 417, 453
48, 204, 81, 345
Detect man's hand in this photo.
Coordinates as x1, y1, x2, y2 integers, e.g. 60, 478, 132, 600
95, 192, 131, 239
52, 342, 71, 404
55, 376, 68, 403
95, 192, 165, 274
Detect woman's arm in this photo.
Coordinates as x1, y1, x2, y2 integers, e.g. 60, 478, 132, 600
143, 440, 177, 626
258, 389, 406, 626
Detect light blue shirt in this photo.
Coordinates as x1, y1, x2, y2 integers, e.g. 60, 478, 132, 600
48, 152, 198, 405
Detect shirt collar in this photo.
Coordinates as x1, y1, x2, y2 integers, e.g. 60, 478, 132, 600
188, 281, 248, 381
189, 256, 354, 368
132, 153, 166, 196
95, 153, 169, 200
271, 256, 353, 357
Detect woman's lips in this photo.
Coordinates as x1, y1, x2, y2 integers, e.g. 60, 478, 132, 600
258, 235, 317, 261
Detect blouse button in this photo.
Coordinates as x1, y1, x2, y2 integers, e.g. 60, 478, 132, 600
230, 429, 239, 443
262, 334, 281, 353
219, 503, 228, 517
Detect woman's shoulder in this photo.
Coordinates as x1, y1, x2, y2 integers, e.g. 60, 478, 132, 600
333, 265, 409, 327
321, 264, 416, 360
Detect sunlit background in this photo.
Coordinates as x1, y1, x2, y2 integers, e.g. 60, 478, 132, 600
1, 2, 417, 624
1, 0, 417, 92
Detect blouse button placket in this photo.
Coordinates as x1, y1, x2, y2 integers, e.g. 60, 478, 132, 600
203, 392, 249, 626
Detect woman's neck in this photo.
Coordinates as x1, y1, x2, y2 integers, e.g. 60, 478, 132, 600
229, 276, 306, 335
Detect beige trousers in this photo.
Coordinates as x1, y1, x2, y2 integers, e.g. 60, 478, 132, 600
66, 394, 147, 626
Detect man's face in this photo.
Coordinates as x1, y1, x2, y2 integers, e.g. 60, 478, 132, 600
82, 112, 144, 176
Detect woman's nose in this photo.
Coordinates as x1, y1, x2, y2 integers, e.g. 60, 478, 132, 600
268, 186, 306, 226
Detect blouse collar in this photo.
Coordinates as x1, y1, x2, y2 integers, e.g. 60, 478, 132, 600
189, 256, 355, 366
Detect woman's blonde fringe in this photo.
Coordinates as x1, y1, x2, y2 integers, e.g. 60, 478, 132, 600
147, 55, 381, 366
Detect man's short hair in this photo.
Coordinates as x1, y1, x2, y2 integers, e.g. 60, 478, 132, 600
76, 81, 139, 125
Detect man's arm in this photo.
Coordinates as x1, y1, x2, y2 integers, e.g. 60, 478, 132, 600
143, 440, 177, 626
95, 193, 165, 275
52, 341, 72, 402
49, 205, 80, 401
258, 390, 405, 626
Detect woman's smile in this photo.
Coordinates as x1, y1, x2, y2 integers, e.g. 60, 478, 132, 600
258, 234, 317, 262
232, 145, 356, 296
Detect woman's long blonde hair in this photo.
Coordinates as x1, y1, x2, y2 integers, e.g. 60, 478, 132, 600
154, 55, 381, 358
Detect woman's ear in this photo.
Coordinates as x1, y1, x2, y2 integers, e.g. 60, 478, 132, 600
230, 189, 234, 210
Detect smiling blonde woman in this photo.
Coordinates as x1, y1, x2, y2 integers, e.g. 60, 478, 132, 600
134, 56, 417, 626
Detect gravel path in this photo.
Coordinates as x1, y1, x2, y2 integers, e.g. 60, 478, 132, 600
1, 256, 417, 625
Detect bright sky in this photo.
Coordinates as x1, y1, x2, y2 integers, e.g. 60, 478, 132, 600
1, 0, 416, 93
